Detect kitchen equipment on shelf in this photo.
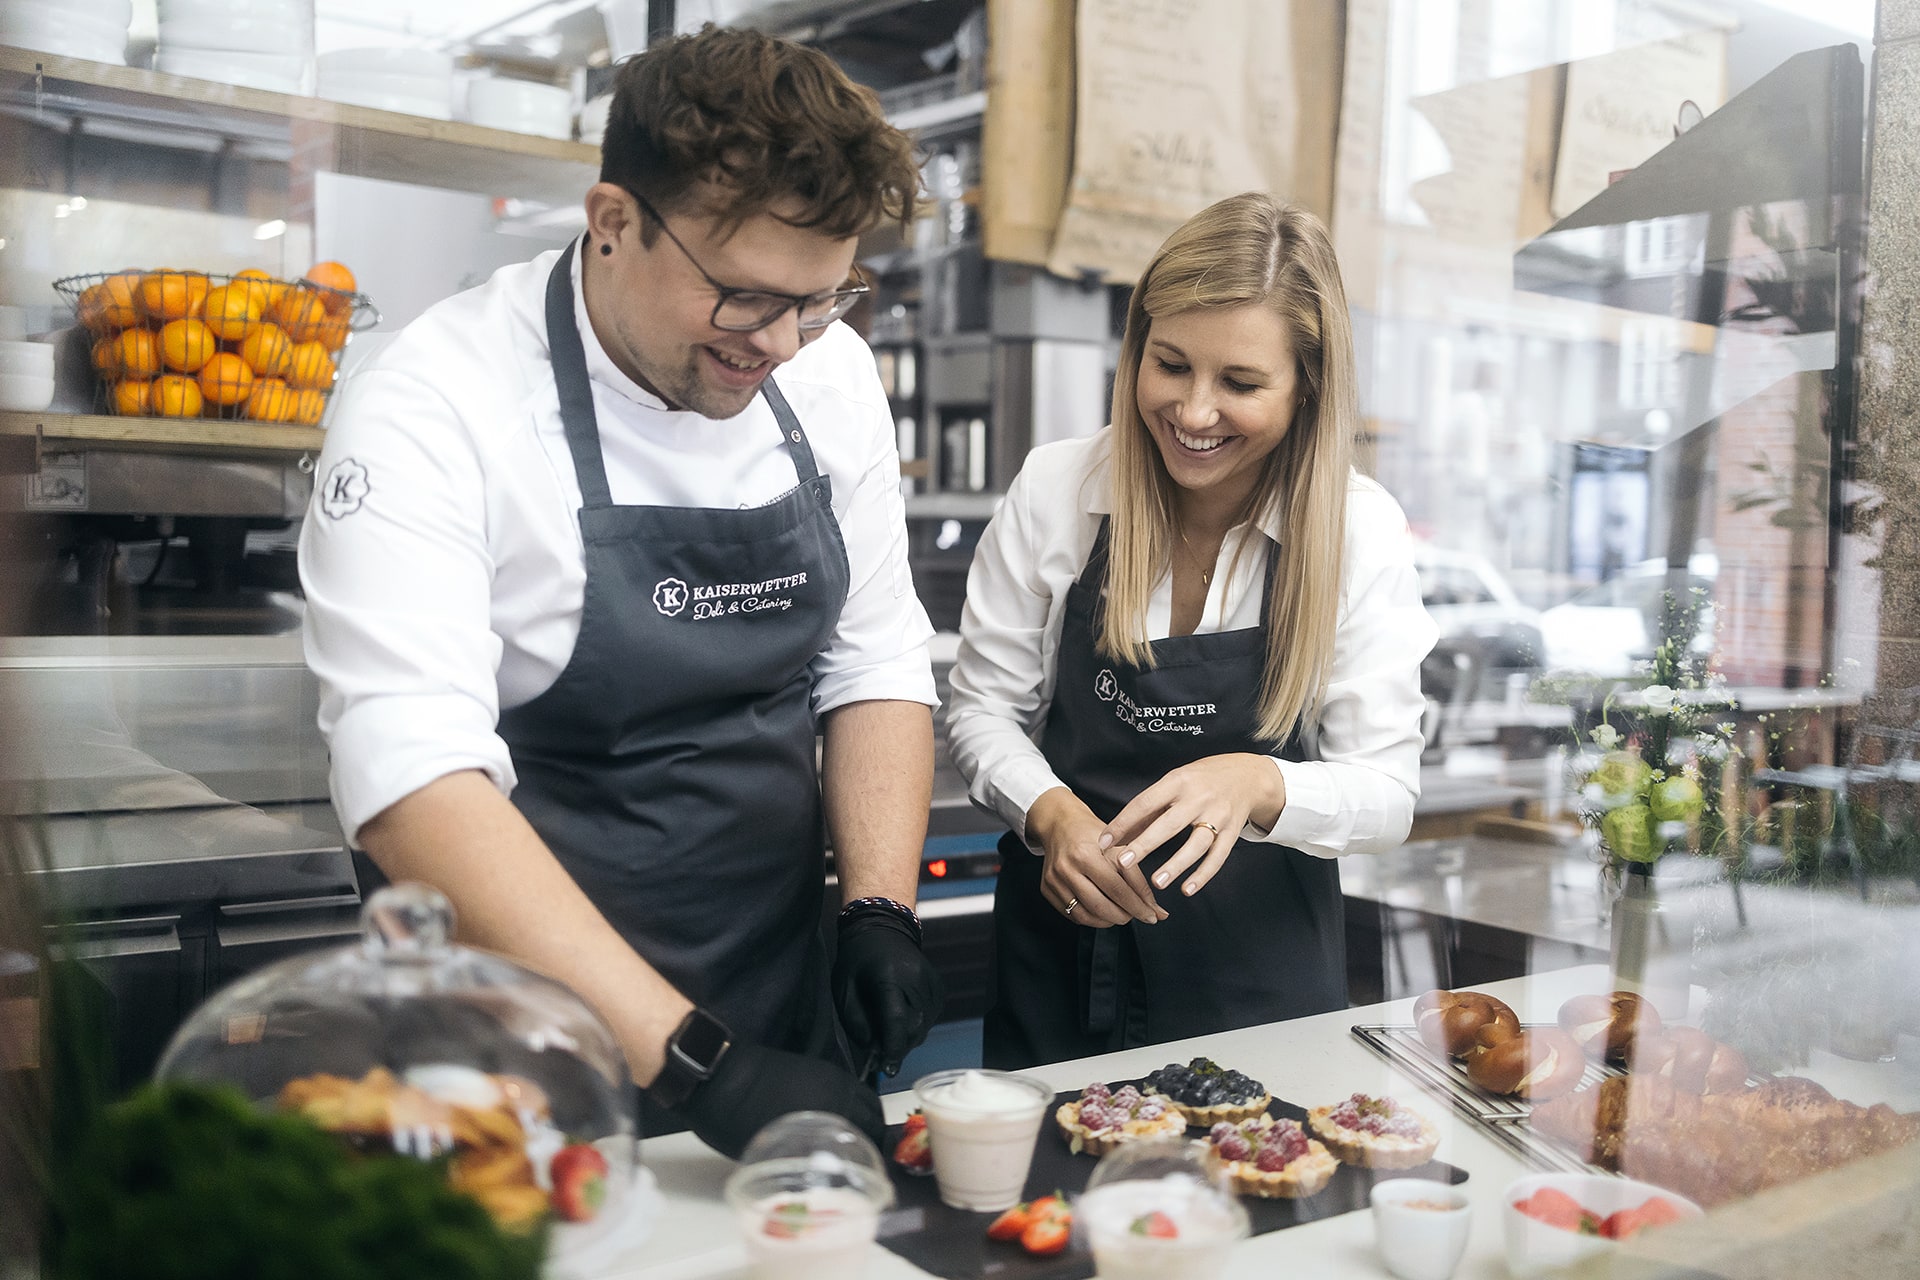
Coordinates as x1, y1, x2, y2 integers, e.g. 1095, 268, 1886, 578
154, 882, 643, 1259
0, 0, 133, 65
155, 0, 312, 94
465, 75, 575, 140
317, 47, 455, 120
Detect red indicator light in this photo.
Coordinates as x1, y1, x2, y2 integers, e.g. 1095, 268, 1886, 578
927, 859, 949, 878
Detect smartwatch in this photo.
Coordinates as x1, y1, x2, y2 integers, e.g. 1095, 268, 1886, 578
649, 1007, 733, 1109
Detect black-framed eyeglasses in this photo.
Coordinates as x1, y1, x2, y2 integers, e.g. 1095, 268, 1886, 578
627, 191, 869, 333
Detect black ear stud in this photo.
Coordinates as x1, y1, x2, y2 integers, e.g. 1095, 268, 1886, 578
600, 242, 613, 256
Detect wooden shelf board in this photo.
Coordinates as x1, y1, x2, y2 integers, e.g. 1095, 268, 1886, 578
0, 46, 600, 203
0, 410, 323, 458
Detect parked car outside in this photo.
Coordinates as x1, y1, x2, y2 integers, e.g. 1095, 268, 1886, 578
1538, 554, 1718, 677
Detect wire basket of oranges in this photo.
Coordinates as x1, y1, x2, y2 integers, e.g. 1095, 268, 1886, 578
54, 264, 379, 426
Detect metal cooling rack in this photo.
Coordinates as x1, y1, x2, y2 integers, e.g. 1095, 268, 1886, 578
1350, 1024, 1614, 1175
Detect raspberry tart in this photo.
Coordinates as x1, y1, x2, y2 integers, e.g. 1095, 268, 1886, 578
1142, 1057, 1271, 1126
1306, 1093, 1439, 1169
1055, 1081, 1187, 1156
1202, 1116, 1337, 1199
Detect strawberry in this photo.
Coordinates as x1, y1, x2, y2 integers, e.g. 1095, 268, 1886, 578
892, 1124, 932, 1173
987, 1199, 1038, 1241
548, 1142, 610, 1222
1020, 1202, 1072, 1256
1603, 1196, 1685, 1241
1130, 1210, 1179, 1239
1514, 1187, 1590, 1233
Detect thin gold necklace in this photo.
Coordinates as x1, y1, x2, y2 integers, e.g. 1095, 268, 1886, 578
1177, 528, 1216, 587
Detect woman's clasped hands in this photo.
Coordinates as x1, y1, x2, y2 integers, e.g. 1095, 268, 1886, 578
1027, 754, 1286, 925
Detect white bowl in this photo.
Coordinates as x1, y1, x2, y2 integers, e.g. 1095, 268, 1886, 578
0, 372, 57, 412
158, 0, 308, 24
1372, 1179, 1471, 1280
0, 2, 130, 64
156, 19, 308, 56
465, 76, 574, 139
318, 47, 453, 80
1502, 1174, 1702, 1278
0, 341, 56, 377
156, 47, 307, 93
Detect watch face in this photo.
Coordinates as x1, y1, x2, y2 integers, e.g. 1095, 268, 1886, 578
676, 1010, 731, 1070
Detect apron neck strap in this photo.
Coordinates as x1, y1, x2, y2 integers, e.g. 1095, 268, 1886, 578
545, 239, 616, 509
758, 377, 823, 484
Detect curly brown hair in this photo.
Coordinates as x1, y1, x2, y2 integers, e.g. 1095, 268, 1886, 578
601, 24, 920, 239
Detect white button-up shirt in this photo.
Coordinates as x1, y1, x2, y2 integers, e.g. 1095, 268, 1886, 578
945, 429, 1436, 858
300, 242, 937, 843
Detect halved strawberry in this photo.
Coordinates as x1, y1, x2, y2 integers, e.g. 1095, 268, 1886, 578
1515, 1187, 1589, 1233
892, 1124, 932, 1172
1021, 1203, 1072, 1256
548, 1142, 609, 1222
1130, 1209, 1178, 1239
987, 1199, 1037, 1241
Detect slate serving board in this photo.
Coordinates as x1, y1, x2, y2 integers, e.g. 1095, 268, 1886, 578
875, 1087, 1468, 1280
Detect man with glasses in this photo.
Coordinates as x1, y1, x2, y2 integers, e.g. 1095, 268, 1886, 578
300, 26, 942, 1157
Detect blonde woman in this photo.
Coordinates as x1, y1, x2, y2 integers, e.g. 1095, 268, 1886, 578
947, 194, 1436, 1067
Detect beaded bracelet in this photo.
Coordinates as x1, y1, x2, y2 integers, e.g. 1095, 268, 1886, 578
838, 895, 923, 945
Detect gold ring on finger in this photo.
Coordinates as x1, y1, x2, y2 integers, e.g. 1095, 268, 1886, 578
1193, 820, 1220, 836
1064, 896, 1079, 917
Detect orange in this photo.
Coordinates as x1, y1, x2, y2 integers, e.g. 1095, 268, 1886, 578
198, 352, 255, 407
201, 283, 263, 342
78, 273, 142, 331
285, 340, 336, 391
140, 270, 208, 321
244, 377, 291, 423
288, 388, 327, 427
110, 379, 152, 416
158, 318, 216, 373
303, 261, 357, 313
310, 309, 353, 352
151, 373, 204, 418
114, 327, 161, 379
232, 268, 276, 308
91, 335, 121, 377
271, 287, 332, 343
239, 322, 293, 378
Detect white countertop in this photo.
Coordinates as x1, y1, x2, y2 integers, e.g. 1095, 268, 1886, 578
574, 965, 1691, 1280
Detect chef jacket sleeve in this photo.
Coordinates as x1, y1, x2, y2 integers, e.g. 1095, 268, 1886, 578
944, 459, 1069, 845
805, 346, 938, 716
1255, 482, 1437, 858
299, 368, 515, 844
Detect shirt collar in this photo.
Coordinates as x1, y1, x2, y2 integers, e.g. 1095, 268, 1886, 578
1081, 426, 1287, 541
566, 234, 672, 412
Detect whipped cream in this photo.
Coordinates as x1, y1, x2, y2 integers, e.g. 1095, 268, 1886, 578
926, 1070, 1048, 1115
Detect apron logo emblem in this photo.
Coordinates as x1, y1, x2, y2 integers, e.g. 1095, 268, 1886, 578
1095, 669, 1117, 702
653, 577, 689, 616
320, 458, 370, 519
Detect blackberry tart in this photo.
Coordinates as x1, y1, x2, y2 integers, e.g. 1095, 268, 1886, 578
1142, 1057, 1271, 1126
1305, 1093, 1439, 1169
1202, 1116, 1337, 1199
1055, 1081, 1187, 1156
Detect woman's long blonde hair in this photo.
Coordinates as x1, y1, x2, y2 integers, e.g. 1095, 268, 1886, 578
1099, 193, 1357, 744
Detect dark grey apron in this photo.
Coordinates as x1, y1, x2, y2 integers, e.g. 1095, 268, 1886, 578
983, 518, 1346, 1069
497, 241, 853, 1071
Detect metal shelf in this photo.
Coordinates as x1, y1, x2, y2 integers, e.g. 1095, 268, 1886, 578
0, 46, 599, 204
0, 410, 323, 459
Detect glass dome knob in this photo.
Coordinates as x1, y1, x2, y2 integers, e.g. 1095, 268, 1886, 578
362, 883, 455, 958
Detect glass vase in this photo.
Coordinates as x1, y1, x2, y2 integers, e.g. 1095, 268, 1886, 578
1602, 859, 1691, 1020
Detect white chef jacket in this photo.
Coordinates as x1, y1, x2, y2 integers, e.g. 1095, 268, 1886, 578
945, 429, 1436, 859
300, 241, 937, 843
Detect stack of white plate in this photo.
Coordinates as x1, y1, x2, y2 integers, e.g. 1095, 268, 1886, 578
318, 48, 455, 120
155, 0, 312, 94
0, 341, 56, 412
0, 0, 133, 65
464, 76, 575, 140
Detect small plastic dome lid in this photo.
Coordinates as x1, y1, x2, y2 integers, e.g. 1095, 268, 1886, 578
1078, 1137, 1248, 1248
155, 884, 637, 1252
722, 1111, 894, 1237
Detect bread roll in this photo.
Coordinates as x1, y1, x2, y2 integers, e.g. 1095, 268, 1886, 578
1413, 988, 1520, 1058
1658, 1026, 1749, 1094
1465, 1025, 1585, 1100
1557, 991, 1661, 1063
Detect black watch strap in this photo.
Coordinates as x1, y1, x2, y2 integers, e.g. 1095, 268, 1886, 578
649, 1007, 733, 1109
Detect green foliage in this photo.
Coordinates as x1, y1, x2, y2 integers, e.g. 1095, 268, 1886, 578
46, 1081, 547, 1280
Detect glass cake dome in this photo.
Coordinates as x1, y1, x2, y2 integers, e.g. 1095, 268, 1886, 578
155, 883, 638, 1258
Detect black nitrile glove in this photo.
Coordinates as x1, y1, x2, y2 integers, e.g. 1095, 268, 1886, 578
832, 911, 945, 1079
678, 1040, 885, 1159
